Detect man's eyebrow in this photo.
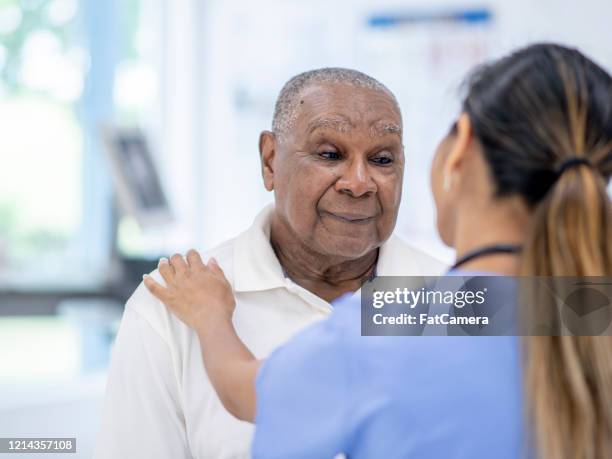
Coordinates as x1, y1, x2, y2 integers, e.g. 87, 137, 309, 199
370, 121, 402, 138
307, 116, 353, 134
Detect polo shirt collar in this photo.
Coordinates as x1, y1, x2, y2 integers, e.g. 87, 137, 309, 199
233, 204, 286, 292
376, 232, 421, 277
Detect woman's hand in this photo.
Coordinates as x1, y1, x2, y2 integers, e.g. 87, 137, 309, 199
144, 249, 258, 422
143, 249, 236, 335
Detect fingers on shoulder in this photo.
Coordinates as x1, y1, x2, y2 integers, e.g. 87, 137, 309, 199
158, 257, 175, 284
170, 253, 188, 274
156, 250, 229, 284
143, 273, 167, 300
207, 257, 231, 285
186, 248, 205, 269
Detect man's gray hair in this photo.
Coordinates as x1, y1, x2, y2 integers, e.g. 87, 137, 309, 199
272, 67, 400, 141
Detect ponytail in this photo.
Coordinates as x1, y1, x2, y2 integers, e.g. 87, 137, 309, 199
520, 161, 612, 459
461, 43, 612, 459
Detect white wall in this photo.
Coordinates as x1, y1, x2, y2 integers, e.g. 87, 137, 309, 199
162, 0, 612, 262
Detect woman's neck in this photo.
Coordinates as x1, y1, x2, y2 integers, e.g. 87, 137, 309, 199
452, 197, 530, 275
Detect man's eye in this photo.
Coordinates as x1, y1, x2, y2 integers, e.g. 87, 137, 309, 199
319, 151, 341, 160
371, 156, 393, 165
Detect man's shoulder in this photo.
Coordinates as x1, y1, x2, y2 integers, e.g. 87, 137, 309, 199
124, 236, 239, 341
199, 237, 237, 276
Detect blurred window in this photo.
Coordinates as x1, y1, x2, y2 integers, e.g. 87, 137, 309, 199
0, 0, 156, 289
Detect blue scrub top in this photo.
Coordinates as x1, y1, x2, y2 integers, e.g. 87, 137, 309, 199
252, 273, 528, 459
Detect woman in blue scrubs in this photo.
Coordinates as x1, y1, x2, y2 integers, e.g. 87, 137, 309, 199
144, 43, 612, 459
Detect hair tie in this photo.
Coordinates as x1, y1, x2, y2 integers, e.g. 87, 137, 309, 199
556, 156, 592, 177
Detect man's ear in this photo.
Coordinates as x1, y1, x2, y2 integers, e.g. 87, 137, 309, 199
259, 131, 276, 191
443, 113, 473, 180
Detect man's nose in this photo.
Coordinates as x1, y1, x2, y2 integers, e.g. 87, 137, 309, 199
335, 158, 377, 197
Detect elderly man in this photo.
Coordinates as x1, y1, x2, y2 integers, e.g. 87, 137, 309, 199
94, 68, 443, 458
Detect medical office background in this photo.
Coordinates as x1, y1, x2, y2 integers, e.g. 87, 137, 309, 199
1, 0, 611, 457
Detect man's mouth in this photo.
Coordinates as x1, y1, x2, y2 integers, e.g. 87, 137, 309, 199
322, 211, 376, 224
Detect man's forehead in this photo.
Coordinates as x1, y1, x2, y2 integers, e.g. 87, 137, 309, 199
307, 115, 352, 134
297, 84, 402, 135
305, 115, 402, 138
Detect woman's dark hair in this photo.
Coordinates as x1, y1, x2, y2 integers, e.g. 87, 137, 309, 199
462, 43, 612, 459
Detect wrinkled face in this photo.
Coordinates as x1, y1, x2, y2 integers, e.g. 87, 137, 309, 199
270, 83, 405, 258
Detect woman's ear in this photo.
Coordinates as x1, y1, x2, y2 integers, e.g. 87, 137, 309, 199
259, 131, 276, 191
443, 113, 473, 186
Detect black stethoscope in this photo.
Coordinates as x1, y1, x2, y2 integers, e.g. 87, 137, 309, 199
449, 244, 522, 272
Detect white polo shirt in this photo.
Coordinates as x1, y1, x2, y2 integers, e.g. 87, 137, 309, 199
94, 205, 444, 459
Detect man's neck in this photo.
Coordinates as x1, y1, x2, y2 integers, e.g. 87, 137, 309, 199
270, 219, 378, 303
